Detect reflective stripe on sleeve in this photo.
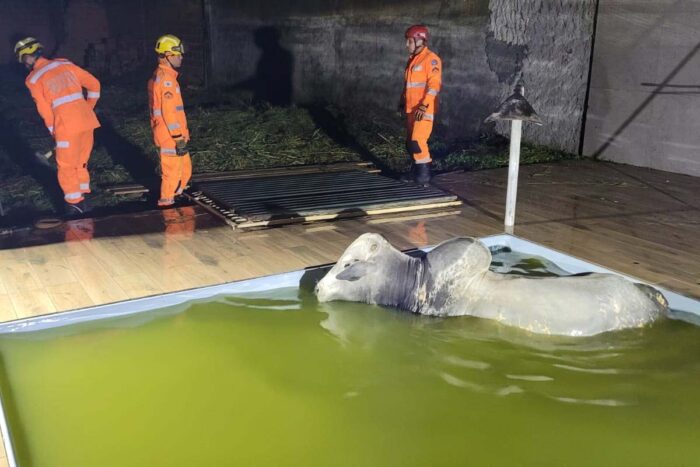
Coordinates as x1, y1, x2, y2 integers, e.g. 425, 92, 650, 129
56, 141, 70, 148
87, 91, 100, 99
423, 113, 434, 121
152, 109, 162, 116
427, 88, 439, 96
175, 106, 184, 111
161, 148, 177, 155
406, 82, 426, 88
167, 123, 181, 130
64, 192, 83, 201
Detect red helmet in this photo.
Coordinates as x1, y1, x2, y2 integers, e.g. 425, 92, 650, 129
405, 25, 429, 42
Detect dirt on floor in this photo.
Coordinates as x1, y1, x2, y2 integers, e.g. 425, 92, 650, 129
0, 66, 579, 227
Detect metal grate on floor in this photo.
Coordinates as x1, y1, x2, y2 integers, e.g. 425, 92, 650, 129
189, 169, 462, 229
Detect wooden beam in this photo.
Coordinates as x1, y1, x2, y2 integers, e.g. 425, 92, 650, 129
235, 201, 464, 229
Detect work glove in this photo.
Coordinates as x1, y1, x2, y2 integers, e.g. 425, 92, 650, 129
175, 139, 189, 156
414, 104, 428, 121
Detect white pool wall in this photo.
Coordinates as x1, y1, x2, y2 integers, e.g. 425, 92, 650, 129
0, 234, 697, 336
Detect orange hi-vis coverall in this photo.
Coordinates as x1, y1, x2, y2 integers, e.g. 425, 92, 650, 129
25, 56, 100, 204
148, 62, 192, 206
403, 47, 442, 164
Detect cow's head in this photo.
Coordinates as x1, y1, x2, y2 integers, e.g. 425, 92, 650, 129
315, 233, 408, 304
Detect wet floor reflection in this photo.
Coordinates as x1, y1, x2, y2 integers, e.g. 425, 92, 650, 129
0, 204, 221, 249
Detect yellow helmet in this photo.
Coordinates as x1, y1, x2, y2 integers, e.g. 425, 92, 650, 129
14, 37, 43, 63
155, 34, 185, 56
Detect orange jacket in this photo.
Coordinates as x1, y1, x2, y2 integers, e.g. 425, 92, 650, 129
25, 57, 101, 136
148, 62, 189, 148
403, 47, 442, 118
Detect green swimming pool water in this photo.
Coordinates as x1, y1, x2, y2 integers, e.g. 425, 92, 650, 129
1, 257, 699, 467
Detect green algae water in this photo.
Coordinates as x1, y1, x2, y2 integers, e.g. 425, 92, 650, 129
1, 257, 700, 466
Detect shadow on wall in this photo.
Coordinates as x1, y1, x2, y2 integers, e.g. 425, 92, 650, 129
305, 103, 399, 178
96, 117, 160, 202
230, 26, 294, 106
592, 40, 700, 160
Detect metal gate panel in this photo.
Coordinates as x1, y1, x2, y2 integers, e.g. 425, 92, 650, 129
189, 170, 461, 229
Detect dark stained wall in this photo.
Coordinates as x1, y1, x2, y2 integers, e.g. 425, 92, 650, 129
1, 0, 597, 151
1, 0, 59, 63
208, 0, 597, 151
0, 0, 206, 84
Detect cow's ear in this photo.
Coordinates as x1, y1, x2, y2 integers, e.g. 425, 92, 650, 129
336, 261, 371, 281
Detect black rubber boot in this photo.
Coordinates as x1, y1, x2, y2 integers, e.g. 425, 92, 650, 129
64, 201, 86, 218
399, 164, 415, 183
81, 197, 92, 213
415, 162, 432, 186
63, 199, 91, 218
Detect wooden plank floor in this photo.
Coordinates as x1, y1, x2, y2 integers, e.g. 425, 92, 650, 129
0, 159, 698, 326
0, 159, 699, 465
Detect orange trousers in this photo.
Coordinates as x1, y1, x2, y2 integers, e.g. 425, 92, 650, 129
405, 113, 434, 163
158, 148, 192, 206
55, 130, 94, 203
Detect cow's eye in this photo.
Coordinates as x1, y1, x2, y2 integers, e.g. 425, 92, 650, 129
370, 243, 378, 252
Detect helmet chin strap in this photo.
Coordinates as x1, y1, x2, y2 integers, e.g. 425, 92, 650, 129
411, 40, 426, 56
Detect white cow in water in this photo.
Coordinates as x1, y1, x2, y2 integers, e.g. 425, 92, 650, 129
315, 233, 669, 336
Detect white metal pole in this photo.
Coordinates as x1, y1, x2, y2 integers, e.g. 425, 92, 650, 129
504, 118, 522, 234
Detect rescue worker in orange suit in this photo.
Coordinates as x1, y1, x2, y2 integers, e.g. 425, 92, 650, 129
15, 37, 101, 215
400, 25, 442, 186
148, 34, 192, 207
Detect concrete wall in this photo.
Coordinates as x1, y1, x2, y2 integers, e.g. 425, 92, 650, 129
582, 1, 700, 176
0, 0, 58, 64
208, 0, 597, 151
0, 0, 206, 84
1, 0, 601, 152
